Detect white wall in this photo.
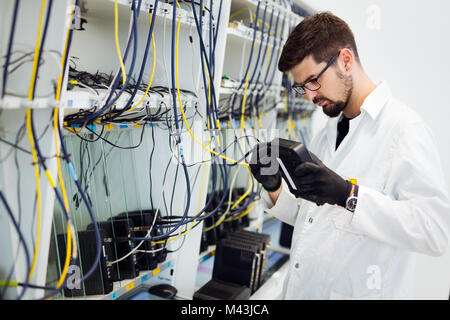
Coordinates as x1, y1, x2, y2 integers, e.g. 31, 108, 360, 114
299, 0, 450, 300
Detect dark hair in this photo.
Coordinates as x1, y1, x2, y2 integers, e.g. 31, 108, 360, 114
278, 12, 360, 72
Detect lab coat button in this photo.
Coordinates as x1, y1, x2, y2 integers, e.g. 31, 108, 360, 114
308, 217, 313, 223
295, 263, 300, 269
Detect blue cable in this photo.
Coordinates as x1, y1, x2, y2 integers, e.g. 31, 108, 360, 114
68, 0, 142, 125
253, 8, 280, 109
56, 116, 103, 293
31, 0, 53, 100
229, 1, 261, 120
108, 0, 159, 121
0, 189, 31, 300
1, 0, 20, 99
132, 0, 192, 241
190, 0, 220, 129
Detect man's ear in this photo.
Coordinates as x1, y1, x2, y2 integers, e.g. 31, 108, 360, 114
340, 48, 354, 72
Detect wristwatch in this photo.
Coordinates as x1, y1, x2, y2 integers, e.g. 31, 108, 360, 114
345, 183, 359, 212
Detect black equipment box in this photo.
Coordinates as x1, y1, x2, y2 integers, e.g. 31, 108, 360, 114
57, 229, 114, 297
87, 219, 138, 281
193, 278, 251, 300
212, 238, 260, 293
270, 137, 313, 195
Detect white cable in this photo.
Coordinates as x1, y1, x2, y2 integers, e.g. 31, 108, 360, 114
108, 152, 174, 265
76, 81, 99, 97
135, 247, 165, 254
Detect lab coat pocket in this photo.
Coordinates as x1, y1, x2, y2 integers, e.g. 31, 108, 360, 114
330, 207, 365, 237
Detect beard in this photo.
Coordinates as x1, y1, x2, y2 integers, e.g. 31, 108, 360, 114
314, 73, 353, 118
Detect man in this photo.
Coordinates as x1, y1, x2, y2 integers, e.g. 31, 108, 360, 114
250, 12, 450, 299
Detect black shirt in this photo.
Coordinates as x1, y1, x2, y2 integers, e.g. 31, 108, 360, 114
336, 115, 351, 150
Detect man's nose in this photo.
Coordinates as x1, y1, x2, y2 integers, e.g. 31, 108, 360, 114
304, 88, 318, 102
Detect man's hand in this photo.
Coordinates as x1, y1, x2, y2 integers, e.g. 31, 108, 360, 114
249, 142, 282, 192
293, 152, 352, 207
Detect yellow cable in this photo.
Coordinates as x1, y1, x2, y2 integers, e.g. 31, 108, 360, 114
1, 0, 73, 290
173, 3, 253, 231
114, 0, 127, 86
125, 13, 156, 114
239, 17, 270, 31
28, 0, 47, 100
54, 109, 75, 291
206, 166, 254, 231
240, 72, 250, 130
173, 4, 248, 168
226, 201, 256, 222
26, 109, 42, 282
52, 0, 77, 292
292, 118, 298, 141
153, 162, 208, 245
266, 44, 272, 71
202, 52, 222, 147
229, 8, 252, 20
24, 0, 47, 281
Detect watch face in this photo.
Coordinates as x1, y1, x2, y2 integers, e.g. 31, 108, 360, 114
347, 196, 358, 211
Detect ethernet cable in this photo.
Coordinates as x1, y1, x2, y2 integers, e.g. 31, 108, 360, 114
190, 0, 220, 130
185, 0, 252, 167
0, 186, 31, 300
99, 1, 135, 106
69, 0, 141, 125
55, 117, 102, 297
28, 108, 78, 284
114, 0, 127, 86
107, 149, 178, 265
110, 0, 159, 119
51, 0, 79, 293
239, 2, 268, 128
24, 0, 51, 284
27, 0, 49, 101
175, 9, 254, 216
152, 161, 209, 245
249, 8, 276, 129
252, 8, 280, 110
124, 22, 156, 113
1, 0, 20, 99
229, 1, 260, 122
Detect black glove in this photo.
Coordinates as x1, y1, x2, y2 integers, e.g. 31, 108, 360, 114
249, 142, 282, 192
293, 152, 352, 207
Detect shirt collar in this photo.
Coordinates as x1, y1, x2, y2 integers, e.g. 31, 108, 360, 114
360, 80, 392, 120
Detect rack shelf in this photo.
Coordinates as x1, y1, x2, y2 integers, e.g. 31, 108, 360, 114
61, 259, 173, 300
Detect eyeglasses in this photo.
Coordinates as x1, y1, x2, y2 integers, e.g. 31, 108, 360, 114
292, 51, 341, 96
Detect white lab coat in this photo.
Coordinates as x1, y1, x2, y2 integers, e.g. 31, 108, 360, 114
260, 81, 450, 299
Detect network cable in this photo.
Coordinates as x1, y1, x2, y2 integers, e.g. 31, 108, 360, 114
1, 0, 20, 99
228, 1, 260, 121
253, 8, 281, 111
0, 186, 31, 300
108, 0, 159, 120
67, 0, 141, 126
248, 6, 275, 124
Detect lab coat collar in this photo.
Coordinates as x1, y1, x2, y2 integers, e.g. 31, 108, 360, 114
360, 81, 392, 120
324, 81, 391, 154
